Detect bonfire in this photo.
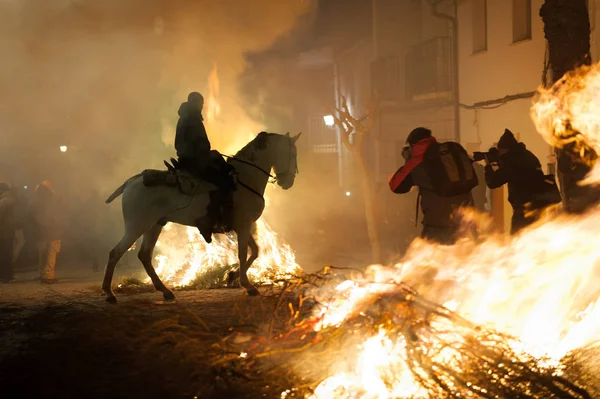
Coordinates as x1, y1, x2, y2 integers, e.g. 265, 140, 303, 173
151, 219, 300, 288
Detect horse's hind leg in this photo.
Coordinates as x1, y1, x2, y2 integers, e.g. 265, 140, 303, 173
138, 224, 175, 301
102, 232, 141, 303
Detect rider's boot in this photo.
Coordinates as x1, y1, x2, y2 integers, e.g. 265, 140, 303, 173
197, 191, 221, 243
196, 216, 213, 244
221, 188, 234, 231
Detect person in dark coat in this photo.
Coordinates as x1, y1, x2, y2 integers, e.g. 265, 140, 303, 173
175, 92, 235, 243
389, 128, 473, 245
0, 183, 16, 282
30, 181, 62, 283
484, 129, 554, 234
175, 92, 211, 171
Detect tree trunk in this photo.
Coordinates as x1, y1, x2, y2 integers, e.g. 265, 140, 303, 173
352, 147, 381, 264
540, 0, 600, 213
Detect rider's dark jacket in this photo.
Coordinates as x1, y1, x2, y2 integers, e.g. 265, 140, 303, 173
175, 101, 211, 162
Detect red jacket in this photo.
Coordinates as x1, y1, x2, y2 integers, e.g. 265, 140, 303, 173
389, 136, 436, 193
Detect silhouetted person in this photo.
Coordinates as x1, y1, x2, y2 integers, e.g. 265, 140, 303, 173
175, 91, 235, 243
484, 129, 560, 234
30, 181, 61, 283
175, 92, 211, 169
389, 128, 475, 245
0, 183, 16, 282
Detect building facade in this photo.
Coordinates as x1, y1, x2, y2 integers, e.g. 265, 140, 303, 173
457, 0, 600, 229
303, 0, 600, 234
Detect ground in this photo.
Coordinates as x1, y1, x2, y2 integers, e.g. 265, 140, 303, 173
0, 263, 294, 399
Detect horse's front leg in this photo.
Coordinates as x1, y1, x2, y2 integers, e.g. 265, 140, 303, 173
227, 231, 259, 288
237, 225, 259, 296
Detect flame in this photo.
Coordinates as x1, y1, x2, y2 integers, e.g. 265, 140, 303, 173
152, 219, 299, 287
307, 209, 600, 398
148, 63, 299, 287
308, 64, 600, 398
205, 62, 221, 123
532, 62, 600, 185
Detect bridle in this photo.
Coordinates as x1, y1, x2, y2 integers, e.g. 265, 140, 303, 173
225, 135, 297, 183
273, 135, 299, 182
223, 135, 298, 199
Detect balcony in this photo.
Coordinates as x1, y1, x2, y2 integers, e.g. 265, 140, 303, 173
370, 55, 402, 103
308, 114, 338, 153
405, 37, 453, 102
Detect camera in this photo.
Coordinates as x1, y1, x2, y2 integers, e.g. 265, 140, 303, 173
401, 146, 412, 160
473, 147, 499, 163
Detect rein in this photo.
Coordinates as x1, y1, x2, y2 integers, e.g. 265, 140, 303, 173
221, 154, 271, 202
220, 136, 298, 201
223, 154, 277, 183
237, 181, 265, 202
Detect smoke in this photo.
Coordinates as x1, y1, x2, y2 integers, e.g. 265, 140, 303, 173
0, 0, 315, 192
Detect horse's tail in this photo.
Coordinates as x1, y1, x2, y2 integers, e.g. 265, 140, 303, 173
105, 174, 141, 204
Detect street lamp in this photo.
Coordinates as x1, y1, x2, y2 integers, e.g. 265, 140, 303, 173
323, 114, 335, 127
59, 145, 68, 153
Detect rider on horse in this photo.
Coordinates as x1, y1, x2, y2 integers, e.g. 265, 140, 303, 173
175, 91, 235, 244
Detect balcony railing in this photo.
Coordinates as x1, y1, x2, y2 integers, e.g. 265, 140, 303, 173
405, 37, 453, 101
370, 55, 402, 102
308, 114, 338, 152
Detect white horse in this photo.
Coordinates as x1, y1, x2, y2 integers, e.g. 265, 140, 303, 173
102, 132, 300, 303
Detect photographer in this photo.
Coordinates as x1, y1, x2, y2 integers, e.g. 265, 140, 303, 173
480, 129, 560, 234
389, 127, 475, 245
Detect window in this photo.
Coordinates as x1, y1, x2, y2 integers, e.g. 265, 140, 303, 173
472, 0, 488, 53
513, 0, 532, 43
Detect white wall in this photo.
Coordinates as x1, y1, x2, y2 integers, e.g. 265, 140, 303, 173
457, 0, 600, 230
458, 0, 547, 159
459, 0, 600, 159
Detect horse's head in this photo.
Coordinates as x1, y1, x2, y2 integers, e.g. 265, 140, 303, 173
271, 132, 301, 190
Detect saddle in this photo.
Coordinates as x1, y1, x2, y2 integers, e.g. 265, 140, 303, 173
141, 158, 201, 195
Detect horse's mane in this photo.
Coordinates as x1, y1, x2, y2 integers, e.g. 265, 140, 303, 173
234, 132, 276, 158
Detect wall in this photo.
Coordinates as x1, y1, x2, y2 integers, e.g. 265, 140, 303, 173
458, 0, 547, 158
374, 0, 453, 180
457, 0, 600, 231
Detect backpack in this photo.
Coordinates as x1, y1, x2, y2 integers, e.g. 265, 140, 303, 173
422, 141, 478, 197
530, 174, 562, 208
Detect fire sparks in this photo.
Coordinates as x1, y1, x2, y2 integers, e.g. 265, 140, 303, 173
532, 62, 600, 185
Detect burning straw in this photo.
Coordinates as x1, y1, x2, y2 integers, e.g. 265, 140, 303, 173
212, 267, 594, 399
118, 218, 300, 291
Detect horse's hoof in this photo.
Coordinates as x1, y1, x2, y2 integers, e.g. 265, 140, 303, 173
162, 290, 176, 301
226, 271, 235, 285
246, 287, 260, 297
106, 296, 118, 304
227, 271, 240, 287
